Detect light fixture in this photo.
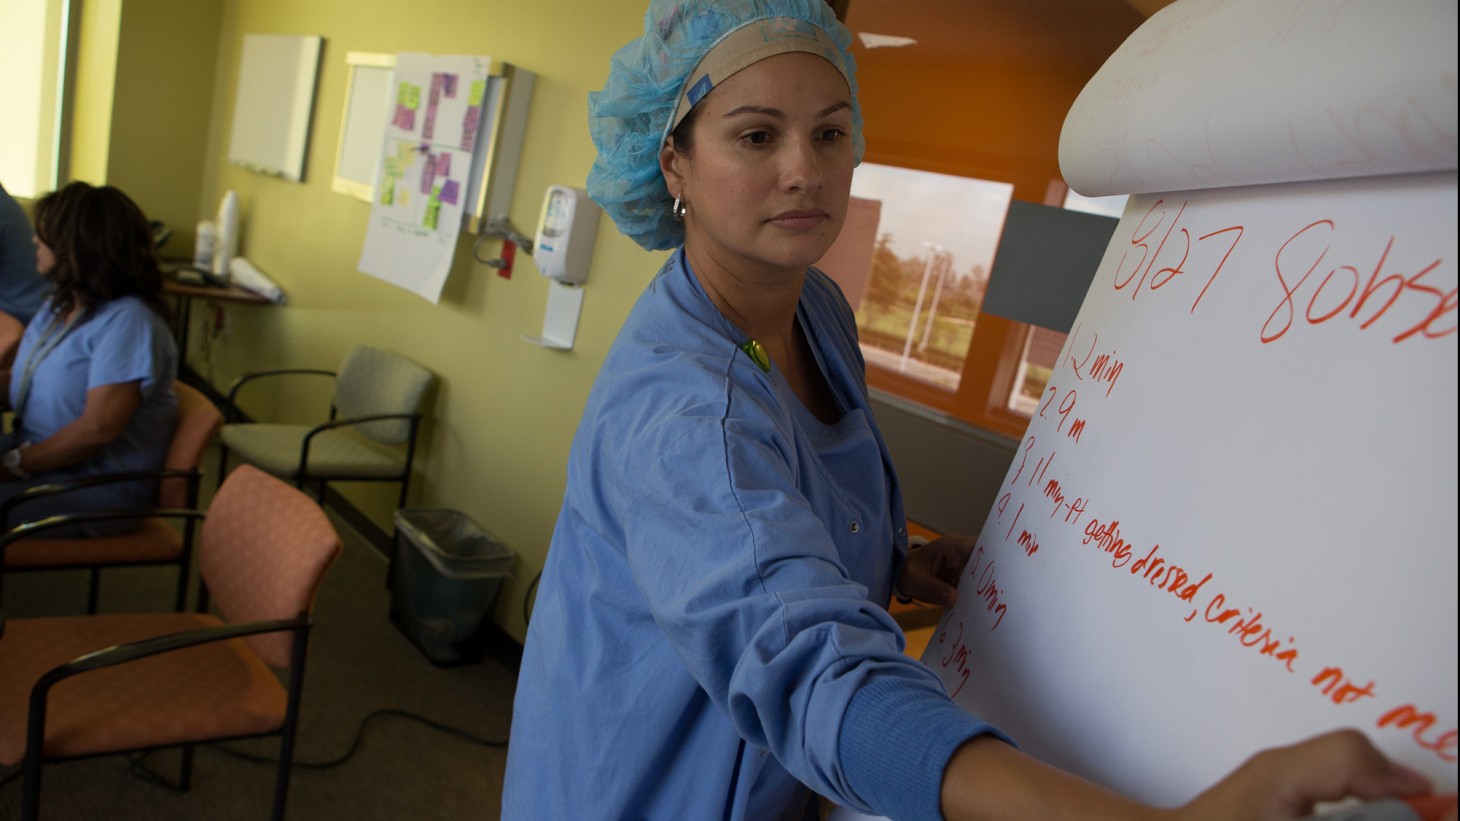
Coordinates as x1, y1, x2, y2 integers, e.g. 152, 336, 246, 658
857, 32, 918, 49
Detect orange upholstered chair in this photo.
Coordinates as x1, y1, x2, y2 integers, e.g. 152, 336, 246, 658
0, 464, 342, 821
0, 381, 223, 613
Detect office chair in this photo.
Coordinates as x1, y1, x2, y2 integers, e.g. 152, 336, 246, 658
0, 382, 224, 613
0, 464, 342, 821
216, 344, 434, 508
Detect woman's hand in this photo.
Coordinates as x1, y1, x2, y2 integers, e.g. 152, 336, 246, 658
939, 729, 1449, 821
1180, 729, 1441, 821
894, 533, 976, 609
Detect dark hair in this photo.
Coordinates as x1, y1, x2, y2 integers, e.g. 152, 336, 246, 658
668, 103, 703, 156
32, 181, 166, 319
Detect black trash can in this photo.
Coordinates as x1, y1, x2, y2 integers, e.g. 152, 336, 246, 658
390, 508, 515, 666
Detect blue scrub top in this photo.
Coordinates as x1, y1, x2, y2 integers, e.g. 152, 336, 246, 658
5, 295, 177, 519
503, 251, 998, 821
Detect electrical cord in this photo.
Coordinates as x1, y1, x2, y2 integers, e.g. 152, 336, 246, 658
0, 707, 508, 792
211, 707, 509, 770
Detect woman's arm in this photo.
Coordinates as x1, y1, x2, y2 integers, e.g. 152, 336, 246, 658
6, 380, 142, 476
939, 729, 1435, 821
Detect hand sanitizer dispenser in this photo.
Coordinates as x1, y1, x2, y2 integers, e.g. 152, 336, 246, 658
533, 186, 598, 285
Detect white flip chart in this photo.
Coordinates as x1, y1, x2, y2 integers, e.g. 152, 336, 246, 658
919, 0, 1457, 809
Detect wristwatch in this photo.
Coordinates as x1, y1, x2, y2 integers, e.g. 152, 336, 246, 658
3, 447, 29, 479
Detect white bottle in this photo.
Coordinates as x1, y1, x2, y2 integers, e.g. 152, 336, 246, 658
193, 220, 217, 271
213, 190, 240, 282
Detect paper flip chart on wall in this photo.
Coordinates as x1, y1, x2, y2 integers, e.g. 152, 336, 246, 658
357, 53, 494, 303
919, 0, 1457, 809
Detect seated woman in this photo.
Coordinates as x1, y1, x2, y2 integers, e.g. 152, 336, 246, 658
0, 182, 178, 535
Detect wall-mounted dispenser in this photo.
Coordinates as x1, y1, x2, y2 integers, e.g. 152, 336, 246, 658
533, 186, 598, 285
522, 186, 600, 351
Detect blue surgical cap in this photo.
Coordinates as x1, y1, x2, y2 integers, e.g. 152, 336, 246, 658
587, 0, 866, 251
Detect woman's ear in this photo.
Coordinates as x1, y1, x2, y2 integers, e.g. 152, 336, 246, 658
659, 140, 684, 199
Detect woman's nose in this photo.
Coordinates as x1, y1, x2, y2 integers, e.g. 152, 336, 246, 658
780, 137, 822, 193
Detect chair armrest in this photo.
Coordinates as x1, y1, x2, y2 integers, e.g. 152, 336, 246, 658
25, 613, 314, 753
0, 469, 200, 529
297, 413, 421, 474
303, 412, 420, 437
44, 613, 310, 680
1, 507, 204, 554
1, 508, 204, 607
224, 369, 337, 421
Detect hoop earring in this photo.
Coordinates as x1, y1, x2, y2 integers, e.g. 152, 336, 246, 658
672, 195, 686, 221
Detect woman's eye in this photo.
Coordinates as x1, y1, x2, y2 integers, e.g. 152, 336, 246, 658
818, 127, 847, 143
742, 130, 773, 146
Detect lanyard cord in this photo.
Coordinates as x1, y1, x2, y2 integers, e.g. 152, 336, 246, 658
12, 310, 80, 423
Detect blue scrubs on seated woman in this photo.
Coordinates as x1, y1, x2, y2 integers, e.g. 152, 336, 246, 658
2, 295, 177, 532
2, 181, 178, 537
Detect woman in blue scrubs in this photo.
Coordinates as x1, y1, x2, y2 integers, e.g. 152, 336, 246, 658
0, 182, 177, 535
503, 2, 1440, 818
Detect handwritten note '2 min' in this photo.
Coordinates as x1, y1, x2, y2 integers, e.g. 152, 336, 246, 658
924, 168, 1457, 805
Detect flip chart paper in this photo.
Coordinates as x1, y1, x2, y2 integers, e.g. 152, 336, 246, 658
1058, 0, 1457, 198
925, 170, 1456, 806
357, 53, 491, 303
920, 0, 1457, 808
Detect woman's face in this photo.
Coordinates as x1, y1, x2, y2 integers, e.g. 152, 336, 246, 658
665, 51, 855, 280
32, 234, 55, 276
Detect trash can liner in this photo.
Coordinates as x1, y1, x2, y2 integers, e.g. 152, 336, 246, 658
391, 508, 515, 666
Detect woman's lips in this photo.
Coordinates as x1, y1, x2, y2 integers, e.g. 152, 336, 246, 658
769, 209, 826, 230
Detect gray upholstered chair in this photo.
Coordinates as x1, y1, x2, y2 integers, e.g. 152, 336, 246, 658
216, 345, 434, 507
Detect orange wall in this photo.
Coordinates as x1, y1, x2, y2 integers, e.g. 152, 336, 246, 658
851, 25, 1143, 202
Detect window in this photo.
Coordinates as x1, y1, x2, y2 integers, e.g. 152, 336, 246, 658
825, 163, 1012, 390
818, 162, 1039, 439
819, 167, 1128, 440
0, 0, 72, 198
1003, 189, 1128, 416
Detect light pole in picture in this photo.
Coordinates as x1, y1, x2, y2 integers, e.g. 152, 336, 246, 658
900, 243, 949, 370
918, 247, 953, 353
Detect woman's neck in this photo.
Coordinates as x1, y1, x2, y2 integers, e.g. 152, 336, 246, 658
684, 245, 841, 423
684, 245, 803, 346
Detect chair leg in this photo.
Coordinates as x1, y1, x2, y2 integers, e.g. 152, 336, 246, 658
174, 565, 189, 612
273, 635, 311, 821
22, 748, 42, 821
87, 568, 102, 615
216, 446, 230, 492
271, 741, 294, 821
180, 744, 195, 791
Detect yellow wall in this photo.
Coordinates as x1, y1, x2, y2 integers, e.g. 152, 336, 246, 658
106, 0, 225, 253
66, 0, 221, 249
179, 0, 656, 644
69, 0, 121, 184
